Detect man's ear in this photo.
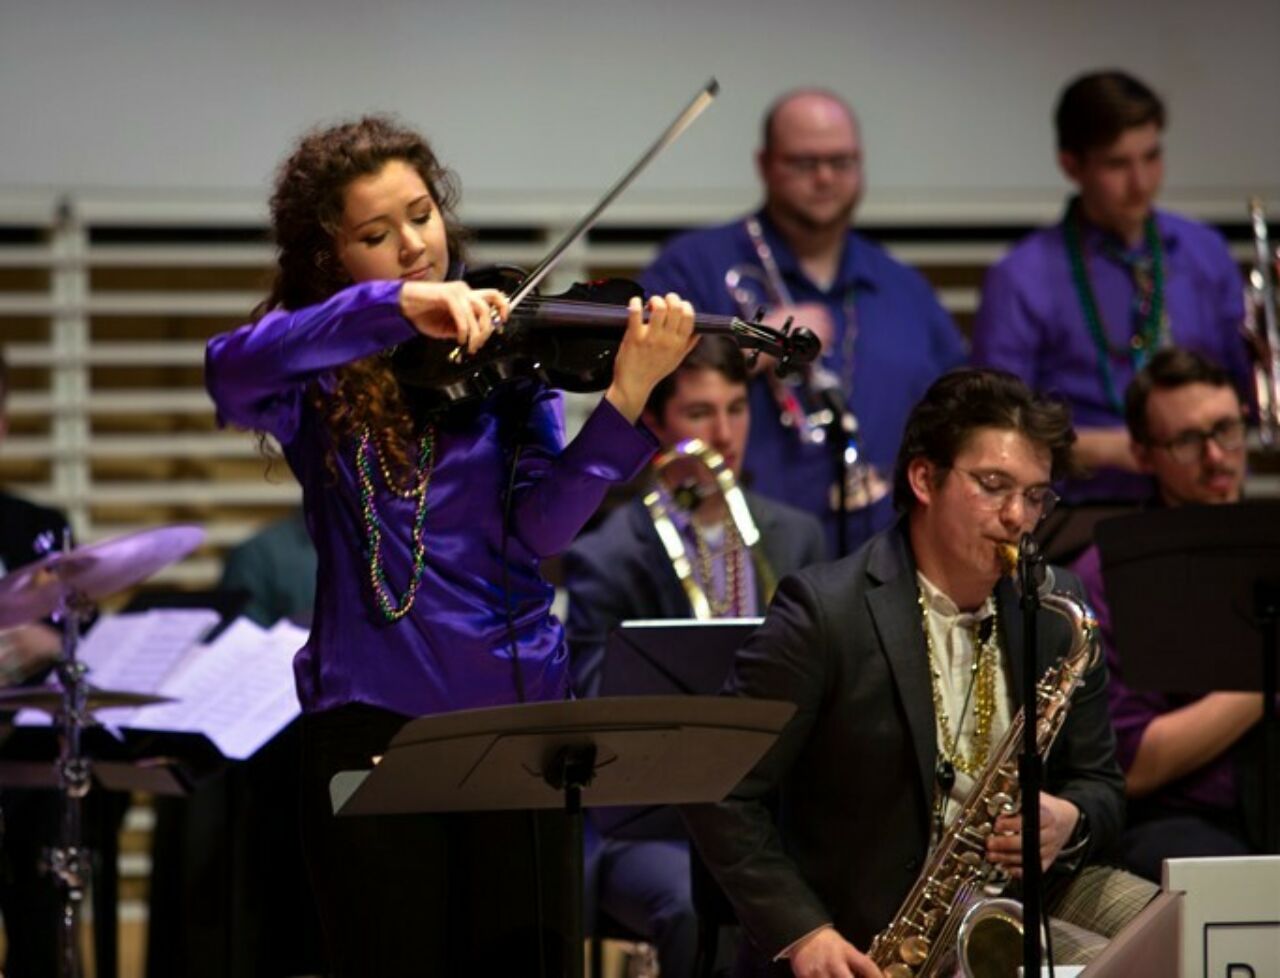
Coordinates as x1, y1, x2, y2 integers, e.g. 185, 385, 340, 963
1130, 439, 1155, 475
1057, 149, 1083, 185
906, 457, 936, 507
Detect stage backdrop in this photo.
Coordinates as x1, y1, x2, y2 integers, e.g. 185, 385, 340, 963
2, 0, 1278, 203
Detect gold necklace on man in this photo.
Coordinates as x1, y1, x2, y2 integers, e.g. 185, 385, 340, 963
917, 591, 1001, 779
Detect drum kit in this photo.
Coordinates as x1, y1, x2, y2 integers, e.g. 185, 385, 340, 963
0, 524, 204, 978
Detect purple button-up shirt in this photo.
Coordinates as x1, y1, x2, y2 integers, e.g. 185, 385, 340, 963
206, 280, 657, 717
1072, 543, 1237, 812
973, 206, 1250, 502
642, 211, 965, 555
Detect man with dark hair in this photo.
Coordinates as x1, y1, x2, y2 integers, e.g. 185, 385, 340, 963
565, 336, 826, 976
1071, 348, 1262, 880
642, 88, 965, 558
973, 69, 1252, 504
682, 368, 1148, 976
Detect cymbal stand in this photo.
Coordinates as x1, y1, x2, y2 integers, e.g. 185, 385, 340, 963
46, 576, 95, 978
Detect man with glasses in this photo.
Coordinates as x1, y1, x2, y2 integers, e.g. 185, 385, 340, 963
642, 88, 965, 558
683, 368, 1149, 976
1071, 348, 1262, 881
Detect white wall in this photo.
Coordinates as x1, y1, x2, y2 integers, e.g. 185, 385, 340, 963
3, 0, 1278, 204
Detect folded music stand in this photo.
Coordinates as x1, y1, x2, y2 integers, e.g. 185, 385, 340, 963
1096, 501, 1280, 853
331, 694, 794, 978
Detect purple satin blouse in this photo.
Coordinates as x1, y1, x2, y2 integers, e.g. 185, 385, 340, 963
206, 280, 657, 716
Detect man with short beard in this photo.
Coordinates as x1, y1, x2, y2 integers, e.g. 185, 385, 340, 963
642, 88, 964, 558
1071, 348, 1264, 880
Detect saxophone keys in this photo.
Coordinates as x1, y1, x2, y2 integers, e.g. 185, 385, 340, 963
898, 935, 931, 966
884, 965, 915, 978
958, 851, 982, 868
986, 792, 1015, 817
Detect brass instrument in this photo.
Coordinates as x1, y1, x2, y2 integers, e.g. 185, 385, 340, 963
868, 544, 1101, 978
1244, 198, 1280, 448
724, 219, 888, 512
643, 437, 775, 618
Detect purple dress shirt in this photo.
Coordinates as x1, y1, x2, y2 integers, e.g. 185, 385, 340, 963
1072, 543, 1237, 812
206, 279, 657, 716
642, 211, 966, 555
973, 206, 1250, 502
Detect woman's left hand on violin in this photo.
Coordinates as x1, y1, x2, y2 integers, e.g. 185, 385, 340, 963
605, 293, 699, 423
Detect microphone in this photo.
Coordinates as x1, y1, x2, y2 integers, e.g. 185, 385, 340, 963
1017, 533, 1055, 597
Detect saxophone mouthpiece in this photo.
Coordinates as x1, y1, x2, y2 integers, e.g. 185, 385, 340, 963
996, 542, 1020, 577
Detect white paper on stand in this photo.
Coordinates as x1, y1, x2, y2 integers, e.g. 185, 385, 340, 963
126, 617, 308, 760
16, 608, 219, 728
17, 609, 307, 761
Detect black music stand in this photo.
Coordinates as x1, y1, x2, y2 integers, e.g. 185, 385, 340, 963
330, 694, 794, 978
600, 619, 760, 698
598, 619, 760, 837
1096, 501, 1280, 853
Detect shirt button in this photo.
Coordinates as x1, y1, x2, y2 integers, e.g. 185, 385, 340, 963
906, 857, 921, 873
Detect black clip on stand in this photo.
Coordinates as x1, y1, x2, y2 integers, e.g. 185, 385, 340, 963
1017, 532, 1046, 978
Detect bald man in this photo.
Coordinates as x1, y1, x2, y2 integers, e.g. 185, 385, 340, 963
642, 88, 965, 558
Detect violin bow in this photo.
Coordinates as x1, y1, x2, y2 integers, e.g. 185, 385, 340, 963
505, 78, 720, 311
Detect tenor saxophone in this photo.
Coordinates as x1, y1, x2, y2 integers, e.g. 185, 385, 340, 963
867, 544, 1101, 978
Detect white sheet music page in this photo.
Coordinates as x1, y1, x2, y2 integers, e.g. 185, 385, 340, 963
126, 617, 305, 760
14, 608, 220, 728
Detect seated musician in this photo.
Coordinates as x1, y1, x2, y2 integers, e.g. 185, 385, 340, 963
681, 368, 1155, 977
1072, 348, 1266, 881
565, 335, 826, 976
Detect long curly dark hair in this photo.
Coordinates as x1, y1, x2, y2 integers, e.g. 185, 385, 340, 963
259, 115, 469, 482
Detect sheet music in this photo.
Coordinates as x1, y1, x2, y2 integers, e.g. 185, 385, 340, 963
15, 610, 306, 761
15, 608, 219, 728
126, 618, 307, 760
80, 608, 221, 693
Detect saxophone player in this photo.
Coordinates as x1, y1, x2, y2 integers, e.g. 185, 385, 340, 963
641, 89, 965, 559
682, 369, 1153, 977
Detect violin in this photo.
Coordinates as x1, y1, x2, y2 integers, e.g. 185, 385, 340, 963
391, 264, 821, 411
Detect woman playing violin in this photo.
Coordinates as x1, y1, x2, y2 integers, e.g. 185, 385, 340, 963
205, 115, 696, 974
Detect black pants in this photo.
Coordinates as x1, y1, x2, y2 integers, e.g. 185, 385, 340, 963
300, 704, 570, 976
1117, 800, 1252, 883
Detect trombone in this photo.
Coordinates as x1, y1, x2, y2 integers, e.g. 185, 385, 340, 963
1245, 197, 1280, 448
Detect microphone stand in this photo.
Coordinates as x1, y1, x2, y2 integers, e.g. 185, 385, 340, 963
1018, 533, 1045, 978
828, 409, 850, 559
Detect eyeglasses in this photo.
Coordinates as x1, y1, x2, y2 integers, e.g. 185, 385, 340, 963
954, 467, 1059, 522
1150, 416, 1247, 464
776, 153, 861, 176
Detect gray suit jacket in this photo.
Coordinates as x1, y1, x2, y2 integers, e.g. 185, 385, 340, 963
680, 521, 1125, 964
564, 491, 827, 698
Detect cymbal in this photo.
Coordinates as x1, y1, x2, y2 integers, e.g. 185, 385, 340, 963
0, 685, 173, 714
0, 525, 205, 628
